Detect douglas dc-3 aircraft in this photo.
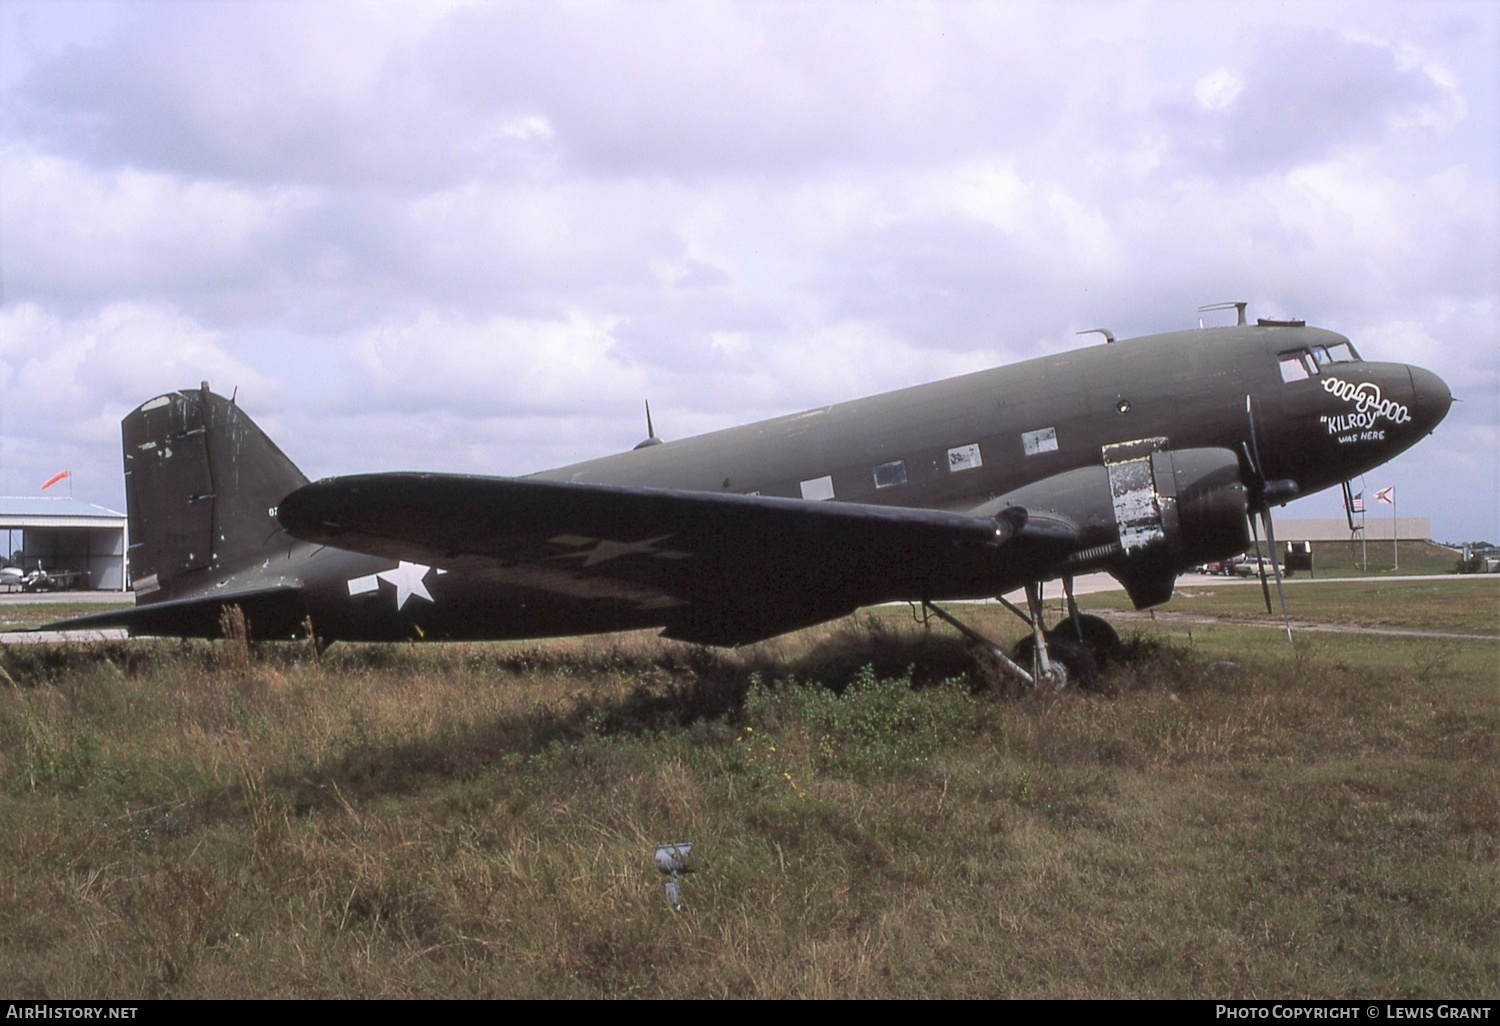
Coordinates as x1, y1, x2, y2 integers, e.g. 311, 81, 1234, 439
38, 308, 1451, 685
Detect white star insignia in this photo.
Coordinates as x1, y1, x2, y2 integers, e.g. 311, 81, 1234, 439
347, 561, 442, 610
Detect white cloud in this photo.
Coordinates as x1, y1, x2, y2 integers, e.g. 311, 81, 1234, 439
347, 309, 641, 416
0, 302, 273, 496
0, 0, 1494, 538
0, 145, 317, 311
1194, 69, 1244, 112
1, 302, 271, 418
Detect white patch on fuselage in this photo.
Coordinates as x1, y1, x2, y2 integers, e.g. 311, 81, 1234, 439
947, 443, 983, 471
799, 475, 835, 501
1021, 427, 1057, 456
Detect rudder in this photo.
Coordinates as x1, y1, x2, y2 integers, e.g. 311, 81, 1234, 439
123, 383, 308, 601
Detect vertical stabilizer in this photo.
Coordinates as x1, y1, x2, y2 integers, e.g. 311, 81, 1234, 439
123, 385, 308, 601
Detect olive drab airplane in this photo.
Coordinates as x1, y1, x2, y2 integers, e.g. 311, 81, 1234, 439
35, 307, 1451, 685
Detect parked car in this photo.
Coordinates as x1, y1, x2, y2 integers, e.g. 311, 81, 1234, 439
1231, 556, 1282, 578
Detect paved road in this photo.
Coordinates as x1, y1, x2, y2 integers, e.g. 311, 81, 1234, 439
0, 591, 132, 605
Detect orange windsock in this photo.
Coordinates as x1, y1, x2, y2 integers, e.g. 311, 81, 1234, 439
40, 470, 68, 491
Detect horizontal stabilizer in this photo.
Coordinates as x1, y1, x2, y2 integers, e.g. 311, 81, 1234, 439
22, 583, 306, 639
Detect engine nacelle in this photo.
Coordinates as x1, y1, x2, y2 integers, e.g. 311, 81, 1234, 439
992, 445, 1251, 608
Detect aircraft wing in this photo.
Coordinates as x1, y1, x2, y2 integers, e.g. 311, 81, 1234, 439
278, 473, 1077, 645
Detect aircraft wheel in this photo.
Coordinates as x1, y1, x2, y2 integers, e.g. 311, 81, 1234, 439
1011, 634, 1037, 669
1011, 634, 1098, 689
1047, 636, 1099, 690
1053, 614, 1125, 666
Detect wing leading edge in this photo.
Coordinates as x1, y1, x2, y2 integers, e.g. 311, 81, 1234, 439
277, 474, 1077, 645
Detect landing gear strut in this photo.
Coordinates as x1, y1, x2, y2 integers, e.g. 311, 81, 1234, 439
921, 575, 1119, 689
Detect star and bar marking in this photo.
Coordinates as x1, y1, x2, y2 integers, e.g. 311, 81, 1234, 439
547, 534, 691, 566
347, 561, 447, 610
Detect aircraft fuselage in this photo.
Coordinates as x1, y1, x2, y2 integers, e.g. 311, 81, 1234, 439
55, 319, 1452, 645
541, 323, 1440, 512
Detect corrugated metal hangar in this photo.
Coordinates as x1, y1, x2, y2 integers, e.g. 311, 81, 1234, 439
0, 496, 128, 591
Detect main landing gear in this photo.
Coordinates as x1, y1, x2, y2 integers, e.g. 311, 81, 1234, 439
920, 575, 1123, 690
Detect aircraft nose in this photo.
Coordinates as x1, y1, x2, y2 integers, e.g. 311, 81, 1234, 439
1407, 365, 1453, 433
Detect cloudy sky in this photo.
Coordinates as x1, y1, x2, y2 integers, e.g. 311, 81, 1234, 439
2, 0, 1496, 542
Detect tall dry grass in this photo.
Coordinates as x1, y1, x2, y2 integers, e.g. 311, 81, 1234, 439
0, 611, 1494, 997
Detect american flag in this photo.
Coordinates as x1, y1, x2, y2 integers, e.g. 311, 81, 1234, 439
1349, 491, 1364, 513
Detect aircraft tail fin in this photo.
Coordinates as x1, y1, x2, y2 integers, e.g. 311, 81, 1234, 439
123, 383, 308, 602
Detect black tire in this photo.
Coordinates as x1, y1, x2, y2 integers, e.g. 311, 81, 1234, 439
1053, 614, 1125, 665
1011, 633, 1098, 689
1011, 633, 1037, 668
1047, 636, 1099, 689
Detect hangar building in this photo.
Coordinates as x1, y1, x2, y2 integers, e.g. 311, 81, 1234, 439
0, 496, 128, 591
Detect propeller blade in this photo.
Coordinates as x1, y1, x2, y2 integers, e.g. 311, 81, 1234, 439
1244, 395, 1265, 482
1260, 508, 1293, 642
1243, 394, 1293, 640
1248, 509, 1274, 616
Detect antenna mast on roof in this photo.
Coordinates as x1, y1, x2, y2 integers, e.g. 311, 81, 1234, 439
1198, 301, 1248, 326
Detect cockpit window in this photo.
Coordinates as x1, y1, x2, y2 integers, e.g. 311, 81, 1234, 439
1278, 342, 1361, 383
1278, 352, 1313, 382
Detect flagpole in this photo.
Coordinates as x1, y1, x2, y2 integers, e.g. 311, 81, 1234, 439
1358, 479, 1367, 572
1373, 486, 1396, 570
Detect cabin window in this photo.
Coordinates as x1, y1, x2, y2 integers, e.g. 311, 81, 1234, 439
1310, 345, 1332, 366
873, 460, 908, 489
1327, 342, 1359, 362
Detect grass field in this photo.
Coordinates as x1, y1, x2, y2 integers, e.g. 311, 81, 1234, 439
1, 582, 1495, 998
1084, 575, 1500, 635
0, 602, 132, 633
1297, 539, 1461, 577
